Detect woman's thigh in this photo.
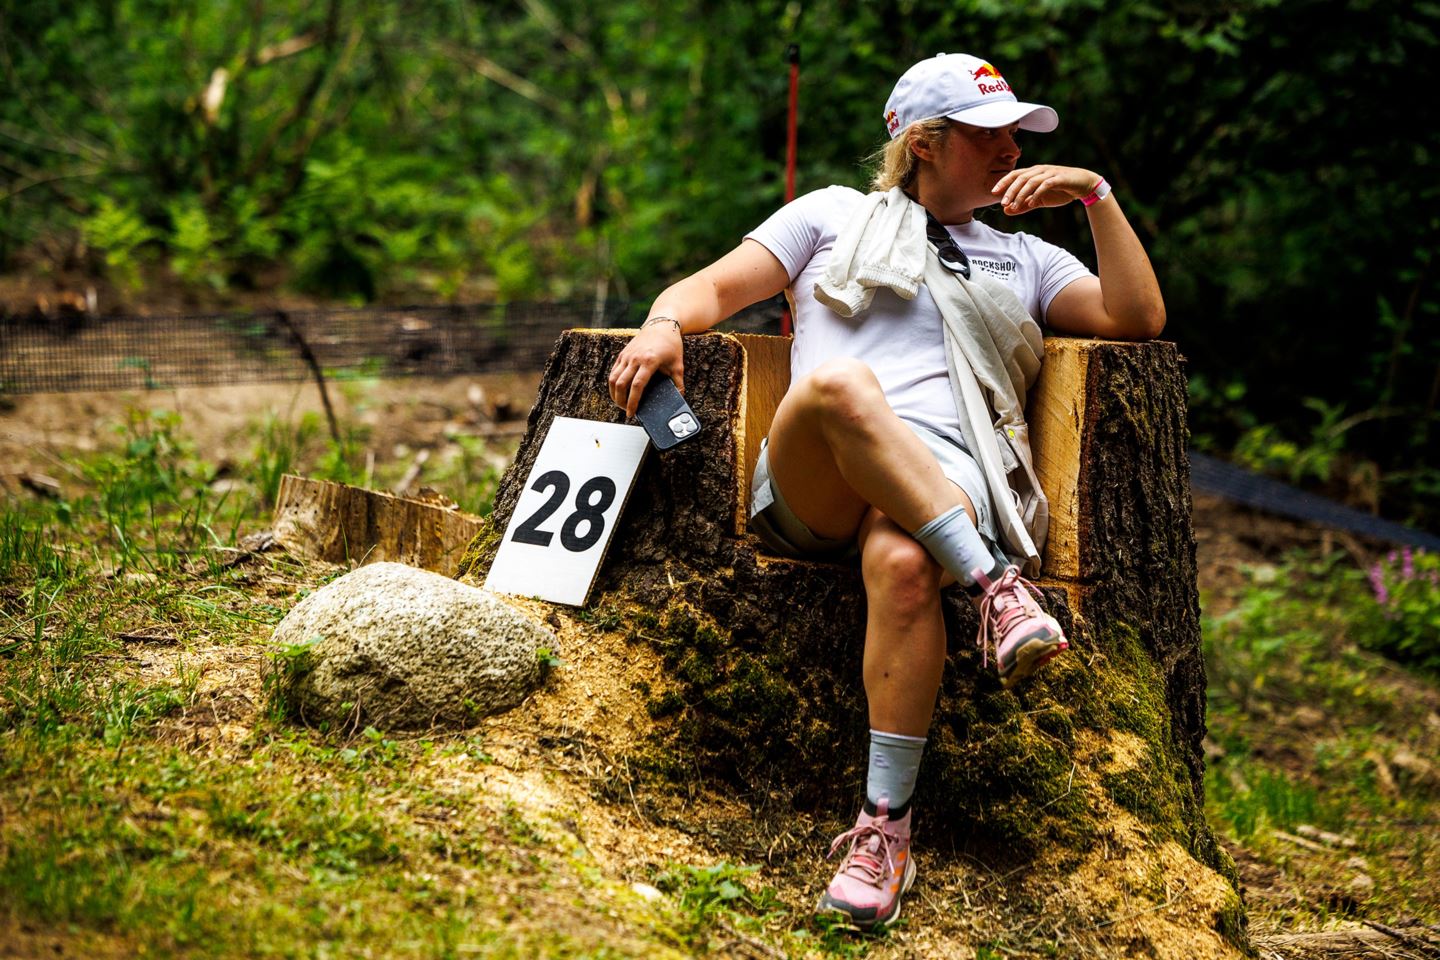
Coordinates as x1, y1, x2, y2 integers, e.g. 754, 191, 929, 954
763, 381, 872, 541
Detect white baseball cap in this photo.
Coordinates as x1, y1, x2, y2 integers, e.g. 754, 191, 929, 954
883, 53, 1059, 139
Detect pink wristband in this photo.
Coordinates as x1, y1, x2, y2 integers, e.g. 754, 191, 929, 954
1081, 178, 1112, 207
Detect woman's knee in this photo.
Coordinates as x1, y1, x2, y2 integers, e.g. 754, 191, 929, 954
862, 529, 942, 612
797, 358, 884, 419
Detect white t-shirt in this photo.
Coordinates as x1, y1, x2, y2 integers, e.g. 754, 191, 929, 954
745, 185, 1092, 442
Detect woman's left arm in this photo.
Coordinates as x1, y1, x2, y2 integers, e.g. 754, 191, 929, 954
993, 165, 1166, 340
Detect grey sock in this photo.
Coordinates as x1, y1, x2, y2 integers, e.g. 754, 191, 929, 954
912, 504, 1004, 587
866, 729, 926, 813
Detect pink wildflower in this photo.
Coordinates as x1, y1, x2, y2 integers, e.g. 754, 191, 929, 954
1370, 562, 1390, 606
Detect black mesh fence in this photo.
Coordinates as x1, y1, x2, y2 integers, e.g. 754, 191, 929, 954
0, 297, 786, 395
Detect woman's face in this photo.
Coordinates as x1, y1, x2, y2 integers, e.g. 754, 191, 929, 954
931, 121, 1023, 209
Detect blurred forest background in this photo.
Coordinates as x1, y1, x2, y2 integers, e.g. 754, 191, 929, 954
1, 0, 1437, 528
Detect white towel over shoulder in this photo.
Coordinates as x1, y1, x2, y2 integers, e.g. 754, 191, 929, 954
813, 186, 928, 317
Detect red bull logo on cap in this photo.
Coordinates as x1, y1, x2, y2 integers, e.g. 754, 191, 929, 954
885, 108, 900, 135
972, 62, 1012, 96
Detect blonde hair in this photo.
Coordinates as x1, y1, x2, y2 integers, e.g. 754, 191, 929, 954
867, 118, 951, 192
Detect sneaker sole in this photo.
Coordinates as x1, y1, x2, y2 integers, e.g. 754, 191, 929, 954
999, 635, 1068, 690
815, 854, 918, 931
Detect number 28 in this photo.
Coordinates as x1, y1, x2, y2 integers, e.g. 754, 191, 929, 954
511, 470, 617, 552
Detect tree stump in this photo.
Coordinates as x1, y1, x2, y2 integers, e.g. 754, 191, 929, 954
460, 330, 1246, 956
273, 476, 484, 577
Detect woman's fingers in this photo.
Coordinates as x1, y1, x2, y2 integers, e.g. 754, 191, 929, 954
996, 165, 1098, 213
608, 354, 632, 408
624, 366, 653, 419
609, 327, 685, 416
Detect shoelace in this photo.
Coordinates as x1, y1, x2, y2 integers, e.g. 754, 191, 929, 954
977, 567, 1047, 668
827, 816, 895, 884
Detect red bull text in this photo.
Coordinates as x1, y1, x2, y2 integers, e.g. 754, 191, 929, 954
971, 63, 1012, 95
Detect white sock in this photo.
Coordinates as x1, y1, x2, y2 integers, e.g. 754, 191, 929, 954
912, 504, 1004, 588
866, 729, 926, 814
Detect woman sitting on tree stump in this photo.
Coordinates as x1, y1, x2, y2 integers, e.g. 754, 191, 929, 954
607, 52, 1165, 931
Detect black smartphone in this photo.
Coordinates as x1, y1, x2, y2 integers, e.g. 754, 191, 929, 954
635, 375, 702, 450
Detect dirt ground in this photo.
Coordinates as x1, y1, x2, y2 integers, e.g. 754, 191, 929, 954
0, 373, 541, 493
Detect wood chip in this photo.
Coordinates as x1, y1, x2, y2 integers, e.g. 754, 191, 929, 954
1273, 829, 1331, 853
18, 472, 61, 498
1296, 823, 1359, 849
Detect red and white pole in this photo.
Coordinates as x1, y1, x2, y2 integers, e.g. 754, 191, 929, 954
785, 43, 800, 205
782, 44, 799, 337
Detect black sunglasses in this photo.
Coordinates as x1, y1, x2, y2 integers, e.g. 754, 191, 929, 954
924, 209, 971, 280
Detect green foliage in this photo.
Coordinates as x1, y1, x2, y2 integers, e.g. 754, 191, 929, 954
262, 634, 320, 724
1230, 398, 1359, 487
1208, 763, 1322, 840
73, 409, 244, 572
4, 0, 1439, 518
652, 860, 789, 947
166, 195, 224, 289
1202, 549, 1440, 926
1203, 554, 1380, 714
1362, 549, 1440, 672
655, 861, 762, 922
79, 198, 158, 291
249, 413, 320, 507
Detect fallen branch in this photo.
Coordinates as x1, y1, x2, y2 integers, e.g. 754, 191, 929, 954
271, 310, 341, 445
392, 449, 430, 495
1274, 829, 1331, 854
1295, 824, 1359, 850
1360, 920, 1440, 958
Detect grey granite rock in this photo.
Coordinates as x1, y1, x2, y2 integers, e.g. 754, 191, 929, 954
273, 562, 551, 729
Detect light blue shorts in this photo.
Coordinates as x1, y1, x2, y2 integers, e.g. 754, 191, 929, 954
748, 419, 1002, 561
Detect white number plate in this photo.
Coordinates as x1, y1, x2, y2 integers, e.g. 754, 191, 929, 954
485, 417, 649, 606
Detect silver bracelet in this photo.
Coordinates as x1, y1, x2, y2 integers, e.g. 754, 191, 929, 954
642, 316, 682, 334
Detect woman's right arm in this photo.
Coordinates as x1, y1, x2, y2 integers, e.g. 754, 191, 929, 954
608, 238, 791, 417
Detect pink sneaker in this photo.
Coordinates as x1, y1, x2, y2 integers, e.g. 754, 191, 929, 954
815, 800, 916, 930
974, 565, 1068, 689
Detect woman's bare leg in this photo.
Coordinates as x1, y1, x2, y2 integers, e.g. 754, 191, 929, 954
764, 358, 972, 540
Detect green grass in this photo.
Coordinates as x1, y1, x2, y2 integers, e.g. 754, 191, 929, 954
0, 407, 840, 959
1202, 552, 1440, 925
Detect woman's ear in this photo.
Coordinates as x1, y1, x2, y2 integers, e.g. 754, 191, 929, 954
909, 130, 939, 163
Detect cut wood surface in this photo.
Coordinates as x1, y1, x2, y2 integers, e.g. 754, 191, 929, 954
731, 332, 792, 530
272, 475, 484, 576
1029, 338, 1092, 579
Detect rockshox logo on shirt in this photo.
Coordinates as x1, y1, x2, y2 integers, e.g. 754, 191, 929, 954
972, 257, 1019, 280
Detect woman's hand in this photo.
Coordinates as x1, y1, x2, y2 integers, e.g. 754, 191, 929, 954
992, 165, 1101, 215
608, 320, 685, 418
